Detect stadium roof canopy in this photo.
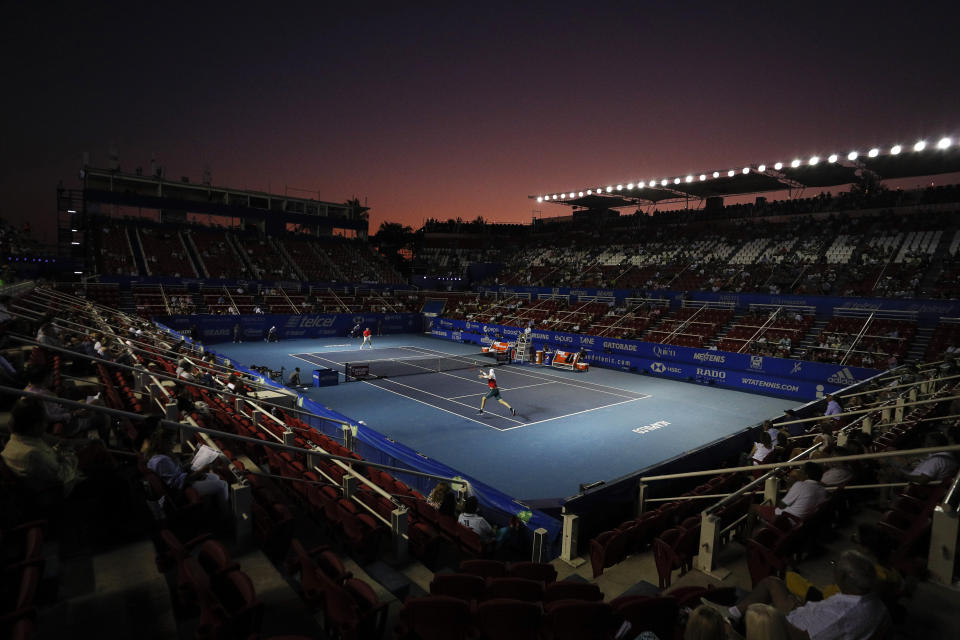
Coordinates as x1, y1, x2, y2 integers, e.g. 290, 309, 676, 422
530, 136, 960, 209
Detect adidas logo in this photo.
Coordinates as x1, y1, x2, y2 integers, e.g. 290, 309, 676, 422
827, 367, 857, 385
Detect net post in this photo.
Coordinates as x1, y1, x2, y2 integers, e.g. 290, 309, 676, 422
929, 503, 959, 585
763, 475, 780, 505
342, 473, 357, 499
636, 481, 648, 515
531, 527, 549, 563
232, 481, 253, 551
391, 507, 409, 563
560, 510, 585, 567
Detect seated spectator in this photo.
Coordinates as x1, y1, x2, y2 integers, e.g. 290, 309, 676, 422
744, 603, 790, 640
751, 462, 828, 524
427, 481, 451, 509
749, 432, 776, 465
437, 492, 457, 518
702, 549, 889, 640
887, 431, 958, 485
24, 366, 83, 432
288, 367, 302, 386
141, 426, 230, 517
821, 447, 856, 486
457, 495, 509, 546
1, 398, 112, 501
683, 604, 728, 640
823, 394, 842, 419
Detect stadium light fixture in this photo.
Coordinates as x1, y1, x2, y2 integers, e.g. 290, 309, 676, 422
890, 145, 901, 155
67, 209, 77, 214
742, 167, 750, 174
809, 156, 819, 166
937, 137, 952, 149
606, 186, 613, 193
685, 175, 693, 183
637, 182, 645, 189
913, 140, 926, 151
537, 196, 543, 203
660, 179, 668, 186
673, 177, 681, 184
757, 164, 766, 172
773, 162, 782, 170
74, 271, 83, 275
828, 154, 838, 163
569, 192, 575, 198
71, 241, 80, 245
847, 151, 858, 161
616, 185, 622, 190
627, 183, 633, 189
586, 189, 592, 195
712, 171, 720, 178
868, 148, 879, 157
699, 174, 706, 181
791, 159, 801, 168
70, 228, 77, 232
578, 191, 584, 197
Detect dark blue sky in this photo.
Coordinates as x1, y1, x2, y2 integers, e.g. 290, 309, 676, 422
2, 1, 958, 240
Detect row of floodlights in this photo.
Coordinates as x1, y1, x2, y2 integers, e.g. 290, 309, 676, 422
536, 137, 954, 202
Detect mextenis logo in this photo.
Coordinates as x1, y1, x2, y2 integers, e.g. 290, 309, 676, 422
693, 352, 726, 363
696, 368, 727, 379
827, 367, 857, 385
653, 345, 677, 358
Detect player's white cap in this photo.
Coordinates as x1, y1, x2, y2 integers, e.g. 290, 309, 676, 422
488, 368, 496, 377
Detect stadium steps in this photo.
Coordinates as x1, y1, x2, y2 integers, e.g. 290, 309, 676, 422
797, 318, 830, 355
272, 237, 306, 280
226, 232, 257, 277
183, 231, 209, 278
117, 290, 136, 314
906, 327, 934, 363
128, 226, 149, 276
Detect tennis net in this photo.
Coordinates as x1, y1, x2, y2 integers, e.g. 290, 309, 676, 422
344, 352, 499, 380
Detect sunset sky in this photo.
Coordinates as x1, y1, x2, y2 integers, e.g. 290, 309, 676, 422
2, 1, 958, 242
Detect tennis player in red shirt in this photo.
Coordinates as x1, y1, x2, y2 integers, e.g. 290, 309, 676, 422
478, 368, 516, 416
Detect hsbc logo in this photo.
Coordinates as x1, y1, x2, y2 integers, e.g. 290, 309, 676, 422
352, 315, 365, 325
650, 362, 666, 373
750, 355, 764, 370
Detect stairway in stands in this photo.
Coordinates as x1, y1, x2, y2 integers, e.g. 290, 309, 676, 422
906, 326, 934, 363
126, 226, 149, 275
797, 317, 830, 357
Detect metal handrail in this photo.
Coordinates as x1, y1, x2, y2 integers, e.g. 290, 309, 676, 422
642, 443, 960, 484
0, 386, 457, 484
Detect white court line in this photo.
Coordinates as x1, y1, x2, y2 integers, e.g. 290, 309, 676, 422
499, 397, 648, 431
446, 381, 556, 399
373, 377, 524, 426
290, 353, 344, 369
401, 344, 649, 398
357, 380, 506, 430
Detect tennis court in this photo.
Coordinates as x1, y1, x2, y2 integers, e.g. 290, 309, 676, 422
215, 335, 797, 500
290, 345, 650, 432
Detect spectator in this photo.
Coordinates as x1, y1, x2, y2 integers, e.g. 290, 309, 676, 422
427, 481, 451, 509
702, 549, 889, 640
683, 604, 727, 640
457, 495, 509, 546
744, 603, 790, 640
751, 462, 828, 525
824, 394, 842, 418
288, 367, 302, 386
1, 398, 81, 498
142, 426, 230, 518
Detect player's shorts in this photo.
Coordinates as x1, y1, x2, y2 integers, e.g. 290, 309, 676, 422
484, 387, 501, 399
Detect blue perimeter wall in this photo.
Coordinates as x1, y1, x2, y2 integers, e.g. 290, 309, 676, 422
429, 317, 879, 402
154, 320, 564, 552
158, 312, 421, 343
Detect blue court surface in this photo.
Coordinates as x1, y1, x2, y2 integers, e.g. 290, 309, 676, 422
214, 335, 797, 501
